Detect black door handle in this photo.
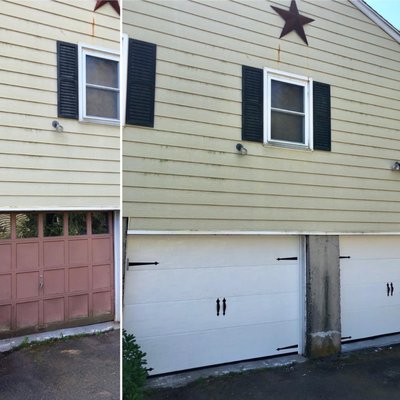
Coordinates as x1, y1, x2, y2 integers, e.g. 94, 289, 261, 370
222, 298, 227, 315
387, 283, 390, 296
216, 298, 220, 316
391, 282, 394, 296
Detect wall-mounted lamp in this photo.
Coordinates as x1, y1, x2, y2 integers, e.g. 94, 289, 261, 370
392, 161, 400, 171
236, 143, 248, 155
52, 120, 63, 133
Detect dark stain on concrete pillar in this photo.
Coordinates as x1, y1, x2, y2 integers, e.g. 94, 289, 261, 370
305, 235, 341, 358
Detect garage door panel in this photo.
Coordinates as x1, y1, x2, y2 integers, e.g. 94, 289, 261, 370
342, 283, 400, 311
93, 291, 112, 316
16, 301, 39, 329
93, 265, 112, 289
69, 266, 89, 292
341, 260, 400, 285
68, 294, 89, 319
0, 275, 12, 301
129, 236, 299, 270
43, 298, 65, 324
0, 305, 12, 332
43, 241, 65, 268
17, 272, 39, 299
68, 239, 89, 265
92, 238, 112, 264
127, 291, 299, 338
341, 236, 400, 341
16, 242, 39, 269
0, 244, 12, 272
125, 235, 300, 374
136, 319, 298, 375
340, 236, 400, 259
342, 306, 400, 339
126, 264, 299, 304
43, 269, 65, 295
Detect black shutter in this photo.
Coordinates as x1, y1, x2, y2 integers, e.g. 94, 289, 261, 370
57, 41, 78, 119
126, 38, 156, 127
313, 81, 331, 151
242, 66, 263, 143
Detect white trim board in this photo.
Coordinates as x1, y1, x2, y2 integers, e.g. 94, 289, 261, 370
127, 230, 400, 236
113, 210, 121, 322
350, 0, 400, 43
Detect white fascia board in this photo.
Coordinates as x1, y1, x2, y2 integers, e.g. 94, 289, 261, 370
350, 0, 400, 43
127, 230, 400, 236
0, 207, 120, 212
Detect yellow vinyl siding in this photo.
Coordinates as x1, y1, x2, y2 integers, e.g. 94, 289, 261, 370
0, 0, 120, 210
123, 0, 400, 232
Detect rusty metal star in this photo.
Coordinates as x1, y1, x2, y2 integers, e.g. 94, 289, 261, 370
271, 0, 314, 45
94, 0, 120, 15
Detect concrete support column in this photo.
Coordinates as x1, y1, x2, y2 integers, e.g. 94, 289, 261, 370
305, 235, 341, 358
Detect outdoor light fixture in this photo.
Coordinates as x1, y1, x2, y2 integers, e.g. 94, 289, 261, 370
392, 161, 400, 171
236, 143, 248, 155
52, 120, 63, 133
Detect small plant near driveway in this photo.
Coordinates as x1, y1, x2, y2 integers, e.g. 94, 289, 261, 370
123, 329, 152, 400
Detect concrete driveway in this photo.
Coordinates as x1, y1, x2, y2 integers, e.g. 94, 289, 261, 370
145, 344, 400, 400
0, 330, 120, 400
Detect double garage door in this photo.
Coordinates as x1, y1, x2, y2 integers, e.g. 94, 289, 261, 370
0, 211, 115, 338
341, 236, 400, 342
126, 234, 400, 375
124, 235, 301, 375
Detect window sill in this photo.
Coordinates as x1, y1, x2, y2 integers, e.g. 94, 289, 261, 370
263, 141, 312, 152
79, 117, 120, 126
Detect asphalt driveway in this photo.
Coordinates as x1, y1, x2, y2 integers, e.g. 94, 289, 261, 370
0, 329, 120, 400
145, 344, 400, 400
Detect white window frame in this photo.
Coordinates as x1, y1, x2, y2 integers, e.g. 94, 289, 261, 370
264, 68, 313, 150
121, 33, 129, 126
78, 43, 120, 125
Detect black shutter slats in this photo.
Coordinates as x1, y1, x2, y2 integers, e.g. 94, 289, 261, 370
313, 81, 331, 151
242, 66, 263, 143
57, 41, 78, 119
126, 38, 156, 127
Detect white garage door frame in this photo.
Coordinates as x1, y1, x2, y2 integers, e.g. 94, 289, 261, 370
124, 232, 307, 374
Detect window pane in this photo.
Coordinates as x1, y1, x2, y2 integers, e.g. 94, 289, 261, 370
92, 212, 109, 234
86, 55, 118, 88
68, 213, 87, 236
44, 213, 64, 237
271, 111, 304, 143
16, 213, 38, 238
86, 87, 119, 119
0, 214, 11, 240
271, 80, 304, 112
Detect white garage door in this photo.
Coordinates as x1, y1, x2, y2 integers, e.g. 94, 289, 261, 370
124, 235, 301, 375
341, 236, 400, 342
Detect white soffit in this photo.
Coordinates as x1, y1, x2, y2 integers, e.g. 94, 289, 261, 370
350, 0, 400, 43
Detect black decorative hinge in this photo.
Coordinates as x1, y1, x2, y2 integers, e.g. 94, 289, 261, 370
128, 262, 159, 267
276, 344, 298, 351
339, 256, 351, 259
127, 260, 159, 270
276, 257, 298, 261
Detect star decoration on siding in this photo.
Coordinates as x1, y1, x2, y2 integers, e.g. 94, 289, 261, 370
94, 0, 120, 15
271, 0, 314, 45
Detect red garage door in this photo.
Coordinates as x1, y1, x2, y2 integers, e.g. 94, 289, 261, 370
0, 211, 114, 338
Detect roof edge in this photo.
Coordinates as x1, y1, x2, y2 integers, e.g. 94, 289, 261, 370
350, 0, 400, 43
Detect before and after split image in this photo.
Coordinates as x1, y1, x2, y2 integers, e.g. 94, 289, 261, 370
1, 0, 400, 399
